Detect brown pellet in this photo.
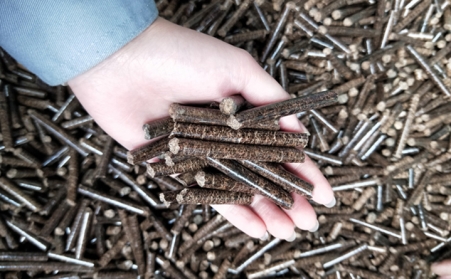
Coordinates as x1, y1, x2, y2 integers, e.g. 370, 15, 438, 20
238, 160, 313, 199
228, 90, 337, 129
206, 158, 293, 209
224, 30, 268, 44
169, 137, 305, 163
0, 177, 41, 212
143, 116, 174, 140
0, 91, 13, 151
195, 170, 256, 194
127, 137, 170, 165
169, 103, 280, 130
172, 171, 197, 186
147, 157, 208, 177
98, 233, 128, 267
175, 188, 254, 205
170, 122, 308, 147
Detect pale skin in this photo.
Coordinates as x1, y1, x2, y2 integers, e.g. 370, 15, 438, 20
69, 17, 335, 241
432, 260, 451, 279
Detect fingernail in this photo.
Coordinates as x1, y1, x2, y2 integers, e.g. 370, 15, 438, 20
325, 197, 336, 208
259, 231, 269, 241
309, 220, 319, 232
285, 231, 296, 242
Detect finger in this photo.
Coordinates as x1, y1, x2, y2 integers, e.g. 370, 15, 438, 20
432, 260, 451, 276
282, 194, 318, 231
236, 57, 290, 106
284, 156, 335, 206
250, 195, 294, 240
234, 59, 307, 133
211, 204, 266, 239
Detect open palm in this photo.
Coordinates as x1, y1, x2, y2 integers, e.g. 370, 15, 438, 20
69, 18, 334, 240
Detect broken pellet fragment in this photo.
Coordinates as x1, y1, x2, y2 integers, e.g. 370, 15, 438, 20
159, 191, 180, 207
142, 116, 174, 140
127, 137, 170, 165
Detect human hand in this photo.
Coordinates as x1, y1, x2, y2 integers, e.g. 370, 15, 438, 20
68, 17, 335, 241
432, 260, 451, 279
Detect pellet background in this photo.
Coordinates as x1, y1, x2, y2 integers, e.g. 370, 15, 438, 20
0, 0, 451, 278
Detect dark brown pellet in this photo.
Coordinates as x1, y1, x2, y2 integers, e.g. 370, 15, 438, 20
66, 149, 78, 203
393, 0, 432, 33
13, 147, 42, 168
0, 155, 36, 168
143, 116, 174, 140
98, 232, 127, 267
127, 137, 170, 165
74, 207, 92, 259
171, 204, 197, 236
224, 30, 268, 44
169, 103, 280, 130
100, 176, 131, 196
169, 137, 305, 163
321, 26, 381, 37
147, 157, 208, 177
40, 199, 72, 237
95, 136, 114, 179
172, 171, 197, 186
28, 110, 89, 157
0, 262, 95, 272
178, 214, 224, 254
239, 160, 313, 199
0, 91, 14, 151
78, 186, 148, 216
118, 211, 145, 277
175, 188, 253, 205
93, 271, 137, 279
170, 122, 308, 147
217, 0, 252, 37
4, 85, 22, 129
195, 170, 256, 194
149, 215, 173, 241
0, 252, 48, 262
0, 177, 41, 212
229, 90, 337, 129
206, 158, 293, 209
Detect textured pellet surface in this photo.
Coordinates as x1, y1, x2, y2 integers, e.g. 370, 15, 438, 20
2, 0, 451, 278
206, 158, 294, 209
169, 137, 305, 163
170, 122, 308, 147
175, 188, 254, 205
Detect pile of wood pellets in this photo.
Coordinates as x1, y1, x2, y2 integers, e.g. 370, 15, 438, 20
0, 0, 451, 278
128, 91, 336, 210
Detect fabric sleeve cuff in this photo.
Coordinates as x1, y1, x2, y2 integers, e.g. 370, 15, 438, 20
0, 0, 159, 85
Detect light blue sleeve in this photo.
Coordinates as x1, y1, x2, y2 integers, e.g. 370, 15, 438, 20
0, 1, 158, 85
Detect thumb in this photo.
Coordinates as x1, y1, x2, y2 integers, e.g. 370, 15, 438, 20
233, 55, 305, 132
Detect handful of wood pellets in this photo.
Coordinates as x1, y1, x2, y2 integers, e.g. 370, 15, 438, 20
127, 91, 337, 209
